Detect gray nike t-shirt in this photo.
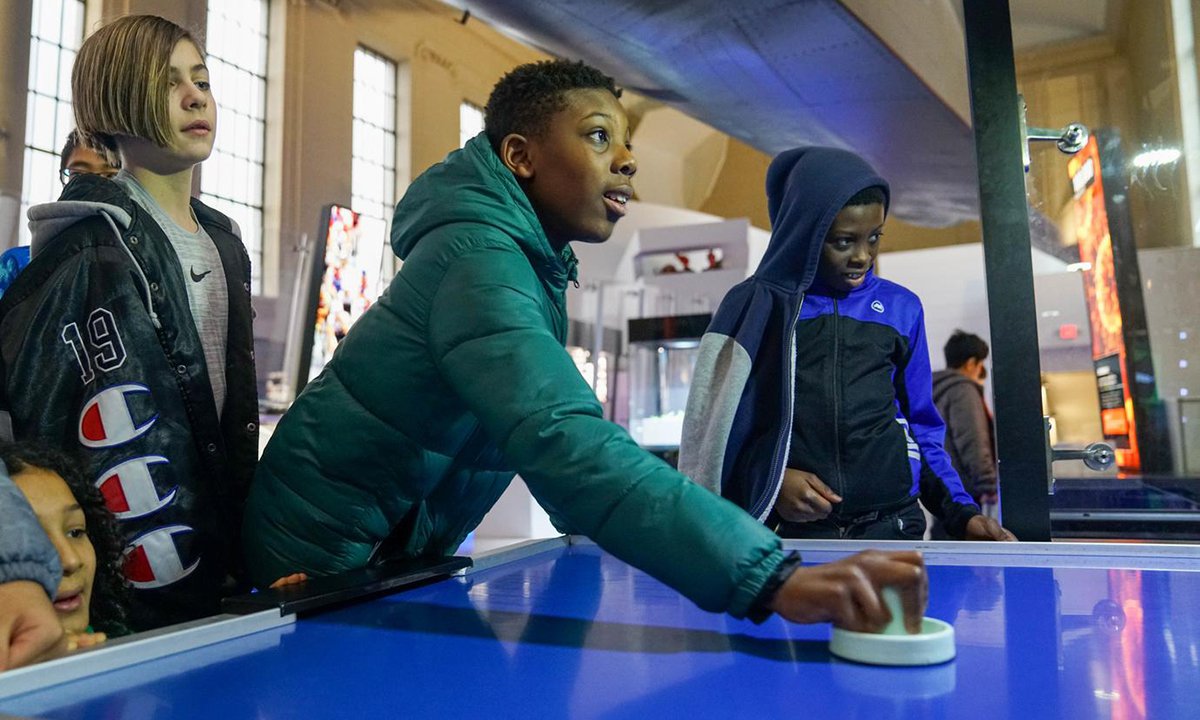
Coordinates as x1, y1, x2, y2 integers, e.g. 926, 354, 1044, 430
114, 171, 228, 416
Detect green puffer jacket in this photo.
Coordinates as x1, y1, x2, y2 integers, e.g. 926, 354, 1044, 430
243, 134, 786, 617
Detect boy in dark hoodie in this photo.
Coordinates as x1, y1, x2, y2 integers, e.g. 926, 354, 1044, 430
244, 61, 932, 632
680, 147, 1015, 542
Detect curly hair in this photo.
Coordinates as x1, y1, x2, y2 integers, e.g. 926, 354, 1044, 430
1, 442, 131, 637
484, 59, 621, 152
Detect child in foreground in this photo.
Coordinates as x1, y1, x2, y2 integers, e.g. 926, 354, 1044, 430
3, 442, 132, 646
0, 465, 68, 671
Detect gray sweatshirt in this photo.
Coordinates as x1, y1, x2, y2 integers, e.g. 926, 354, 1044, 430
0, 462, 61, 598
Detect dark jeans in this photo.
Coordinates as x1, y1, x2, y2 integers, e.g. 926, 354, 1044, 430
776, 499, 926, 540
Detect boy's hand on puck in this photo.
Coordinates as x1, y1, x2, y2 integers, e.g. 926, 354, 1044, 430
776, 469, 842, 522
768, 550, 927, 633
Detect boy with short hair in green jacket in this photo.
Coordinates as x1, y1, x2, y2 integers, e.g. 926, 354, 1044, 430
243, 59, 928, 631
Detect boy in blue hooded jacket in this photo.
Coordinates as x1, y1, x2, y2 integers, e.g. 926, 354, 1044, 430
680, 147, 1015, 542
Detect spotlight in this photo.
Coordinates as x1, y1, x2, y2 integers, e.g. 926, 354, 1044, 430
1131, 148, 1181, 168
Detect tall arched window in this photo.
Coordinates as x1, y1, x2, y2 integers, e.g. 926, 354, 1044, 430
201, 0, 270, 293
19, 0, 86, 246
460, 102, 484, 149
350, 46, 398, 292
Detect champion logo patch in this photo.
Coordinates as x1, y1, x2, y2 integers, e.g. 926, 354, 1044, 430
96, 456, 175, 520
78, 384, 158, 449
871, 300, 885, 313
123, 525, 200, 589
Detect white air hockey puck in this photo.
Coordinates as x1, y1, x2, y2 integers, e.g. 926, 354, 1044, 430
829, 588, 956, 666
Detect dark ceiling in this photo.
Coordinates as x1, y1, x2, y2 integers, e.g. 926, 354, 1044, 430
445, 0, 981, 227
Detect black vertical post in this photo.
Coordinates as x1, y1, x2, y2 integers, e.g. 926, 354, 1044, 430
962, 0, 1052, 541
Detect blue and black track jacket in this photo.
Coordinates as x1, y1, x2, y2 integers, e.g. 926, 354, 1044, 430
679, 147, 980, 538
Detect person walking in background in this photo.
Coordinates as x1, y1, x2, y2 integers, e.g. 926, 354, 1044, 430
932, 330, 998, 522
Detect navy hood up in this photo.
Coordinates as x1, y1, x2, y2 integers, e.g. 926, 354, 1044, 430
757, 146, 889, 289
678, 147, 890, 520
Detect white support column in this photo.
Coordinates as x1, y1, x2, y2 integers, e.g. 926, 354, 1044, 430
0, 1, 33, 251
1171, 0, 1200, 246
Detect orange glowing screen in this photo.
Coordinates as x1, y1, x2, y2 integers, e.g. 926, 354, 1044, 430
1068, 138, 1140, 469
1109, 570, 1146, 720
1069, 139, 1124, 359
1101, 407, 1129, 436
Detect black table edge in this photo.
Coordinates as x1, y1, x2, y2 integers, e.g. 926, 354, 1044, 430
221, 556, 473, 616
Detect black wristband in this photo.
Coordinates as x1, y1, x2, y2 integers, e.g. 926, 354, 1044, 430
746, 551, 803, 623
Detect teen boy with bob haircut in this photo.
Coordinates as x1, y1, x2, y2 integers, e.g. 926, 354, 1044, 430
0, 15, 261, 629
680, 147, 1016, 542
244, 60, 930, 632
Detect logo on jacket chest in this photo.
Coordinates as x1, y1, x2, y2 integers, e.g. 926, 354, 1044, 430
122, 525, 201, 589
78, 384, 158, 448
95, 455, 176, 520
871, 300, 885, 313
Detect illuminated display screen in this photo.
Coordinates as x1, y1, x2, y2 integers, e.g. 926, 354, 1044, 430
1068, 138, 1139, 468
297, 204, 388, 391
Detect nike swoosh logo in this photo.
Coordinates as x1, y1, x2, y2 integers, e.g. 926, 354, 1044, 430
190, 267, 213, 282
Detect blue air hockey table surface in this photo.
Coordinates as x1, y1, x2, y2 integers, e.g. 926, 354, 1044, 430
1, 537, 1197, 719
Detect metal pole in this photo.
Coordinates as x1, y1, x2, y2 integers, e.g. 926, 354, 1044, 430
962, 0, 1052, 541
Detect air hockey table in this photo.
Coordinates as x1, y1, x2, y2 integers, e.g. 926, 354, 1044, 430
1, 536, 1197, 719
1051, 476, 1200, 541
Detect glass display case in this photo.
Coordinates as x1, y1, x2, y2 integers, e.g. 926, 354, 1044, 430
565, 319, 621, 420
626, 314, 712, 452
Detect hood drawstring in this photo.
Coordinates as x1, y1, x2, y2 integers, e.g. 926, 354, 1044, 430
561, 247, 580, 288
